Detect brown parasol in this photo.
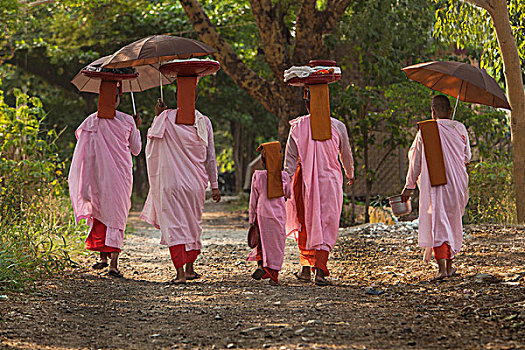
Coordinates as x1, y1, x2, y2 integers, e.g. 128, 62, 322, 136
402, 61, 511, 118
101, 35, 217, 68
101, 35, 217, 100
72, 55, 176, 115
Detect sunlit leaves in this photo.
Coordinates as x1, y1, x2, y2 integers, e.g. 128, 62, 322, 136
433, 0, 525, 81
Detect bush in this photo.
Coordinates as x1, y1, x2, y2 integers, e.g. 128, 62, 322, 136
0, 88, 84, 292
465, 161, 516, 224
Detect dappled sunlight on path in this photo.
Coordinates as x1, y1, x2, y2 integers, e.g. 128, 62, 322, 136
1, 199, 524, 349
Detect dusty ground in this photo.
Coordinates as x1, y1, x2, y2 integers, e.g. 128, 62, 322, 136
1, 198, 524, 350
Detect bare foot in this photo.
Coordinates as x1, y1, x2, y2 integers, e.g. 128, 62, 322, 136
446, 259, 456, 277
186, 272, 201, 280
447, 266, 457, 277
174, 266, 186, 284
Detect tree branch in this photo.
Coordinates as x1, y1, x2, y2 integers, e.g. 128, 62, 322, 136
6, 47, 80, 92
178, 0, 283, 116
293, 0, 320, 64
292, 0, 351, 63
463, 0, 494, 13
323, 0, 352, 33
249, 0, 291, 79
374, 145, 395, 174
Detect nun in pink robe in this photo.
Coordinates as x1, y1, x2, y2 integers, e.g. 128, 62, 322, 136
247, 166, 291, 283
69, 110, 142, 251
140, 108, 219, 273
404, 118, 471, 261
285, 115, 354, 279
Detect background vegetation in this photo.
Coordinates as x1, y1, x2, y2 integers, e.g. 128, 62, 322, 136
0, 87, 85, 292
0, 0, 522, 290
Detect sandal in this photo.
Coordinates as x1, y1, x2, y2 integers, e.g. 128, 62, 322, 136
294, 272, 311, 282
186, 273, 201, 281
314, 277, 332, 286
108, 270, 124, 278
92, 261, 108, 270
168, 279, 186, 285
252, 268, 265, 280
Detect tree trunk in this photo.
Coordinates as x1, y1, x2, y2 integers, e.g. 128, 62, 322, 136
178, 0, 347, 142
363, 125, 370, 223
232, 121, 243, 194
465, 0, 525, 223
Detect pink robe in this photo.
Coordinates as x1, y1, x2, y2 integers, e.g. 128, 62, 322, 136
68, 111, 142, 249
140, 109, 218, 251
247, 170, 291, 270
284, 115, 354, 251
405, 119, 471, 258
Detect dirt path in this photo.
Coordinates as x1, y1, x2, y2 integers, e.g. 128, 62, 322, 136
1, 198, 524, 350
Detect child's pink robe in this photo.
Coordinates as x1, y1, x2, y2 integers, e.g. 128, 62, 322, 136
247, 170, 291, 270
284, 115, 354, 252
140, 109, 218, 251
405, 119, 471, 258
68, 111, 142, 249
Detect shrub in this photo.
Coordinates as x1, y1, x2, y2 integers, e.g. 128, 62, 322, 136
465, 161, 516, 224
0, 88, 84, 292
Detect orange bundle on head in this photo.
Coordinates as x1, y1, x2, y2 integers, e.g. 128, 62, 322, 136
257, 141, 284, 199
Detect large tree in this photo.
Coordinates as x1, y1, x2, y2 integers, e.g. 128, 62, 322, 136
435, 0, 525, 222
178, 0, 351, 142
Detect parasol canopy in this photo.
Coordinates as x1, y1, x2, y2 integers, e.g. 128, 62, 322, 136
100, 35, 217, 69
402, 61, 511, 113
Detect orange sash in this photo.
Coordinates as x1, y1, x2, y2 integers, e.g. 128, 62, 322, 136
308, 83, 332, 141
176, 76, 198, 125
97, 81, 118, 119
257, 141, 284, 199
418, 119, 447, 186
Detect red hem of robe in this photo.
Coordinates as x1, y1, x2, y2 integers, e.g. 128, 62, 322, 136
169, 244, 201, 268
85, 218, 121, 253
434, 242, 452, 260
256, 245, 279, 283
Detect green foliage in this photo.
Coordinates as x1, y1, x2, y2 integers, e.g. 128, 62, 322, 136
337, 0, 440, 86
465, 161, 516, 224
333, 82, 431, 192
455, 105, 511, 162
0, 87, 84, 292
433, 0, 525, 79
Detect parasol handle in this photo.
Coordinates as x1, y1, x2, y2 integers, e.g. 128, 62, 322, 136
129, 80, 137, 115
452, 81, 463, 120
159, 70, 163, 101
159, 58, 163, 101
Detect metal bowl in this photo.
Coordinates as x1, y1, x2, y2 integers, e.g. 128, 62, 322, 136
388, 195, 412, 217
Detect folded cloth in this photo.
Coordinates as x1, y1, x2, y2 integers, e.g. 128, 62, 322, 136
163, 58, 219, 64
283, 66, 342, 82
